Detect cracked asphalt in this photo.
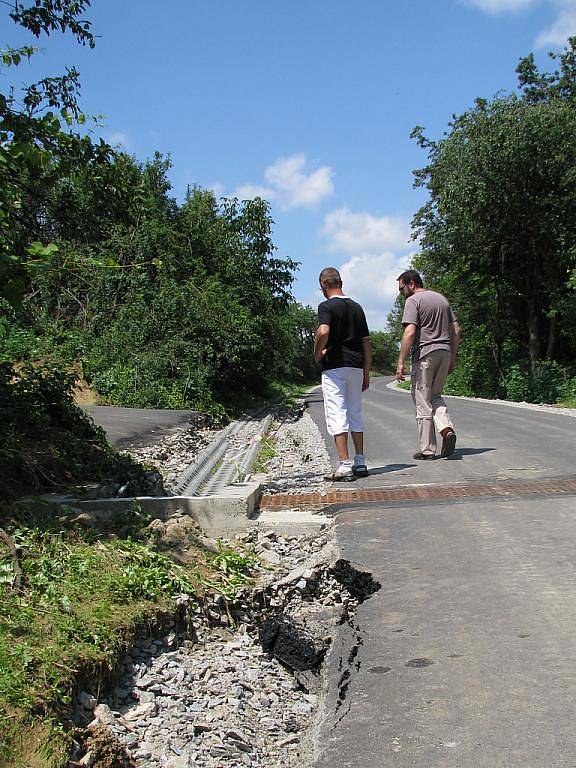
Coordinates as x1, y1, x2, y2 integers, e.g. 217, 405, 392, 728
307, 378, 576, 768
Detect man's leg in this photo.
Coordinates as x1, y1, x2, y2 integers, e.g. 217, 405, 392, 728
351, 431, 363, 455
334, 432, 350, 461
322, 370, 354, 480
429, 350, 456, 456
412, 356, 437, 457
347, 368, 369, 476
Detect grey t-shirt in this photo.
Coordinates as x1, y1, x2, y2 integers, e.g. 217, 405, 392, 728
401, 290, 456, 361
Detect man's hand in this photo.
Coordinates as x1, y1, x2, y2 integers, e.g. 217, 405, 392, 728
314, 348, 328, 363
362, 372, 370, 391
396, 363, 405, 382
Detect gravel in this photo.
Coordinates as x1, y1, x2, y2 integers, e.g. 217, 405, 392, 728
73, 402, 346, 768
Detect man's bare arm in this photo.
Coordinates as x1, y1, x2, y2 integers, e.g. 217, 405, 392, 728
396, 324, 417, 381
314, 324, 330, 362
362, 336, 372, 391
449, 320, 461, 373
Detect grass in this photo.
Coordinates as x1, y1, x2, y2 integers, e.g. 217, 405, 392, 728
252, 434, 277, 474
0, 504, 257, 767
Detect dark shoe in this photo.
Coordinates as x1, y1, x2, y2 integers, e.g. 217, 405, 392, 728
352, 464, 369, 478
440, 431, 457, 458
413, 452, 436, 460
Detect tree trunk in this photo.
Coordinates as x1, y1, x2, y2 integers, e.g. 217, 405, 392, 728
527, 304, 540, 373
545, 314, 556, 360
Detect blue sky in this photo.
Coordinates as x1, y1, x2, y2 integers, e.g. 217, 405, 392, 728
4, 0, 576, 328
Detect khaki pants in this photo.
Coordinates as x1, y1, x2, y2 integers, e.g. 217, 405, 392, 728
411, 349, 454, 455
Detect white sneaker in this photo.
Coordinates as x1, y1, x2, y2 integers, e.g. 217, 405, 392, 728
326, 463, 355, 482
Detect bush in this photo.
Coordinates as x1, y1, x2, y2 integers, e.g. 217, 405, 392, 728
504, 364, 532, 402
0, 363, 148, 501
530, 360, 566, 404
557, 374, 576, 405
505, 360, 568, 404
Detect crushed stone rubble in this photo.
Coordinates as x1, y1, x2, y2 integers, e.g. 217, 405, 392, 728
259, 410, 332, 497
76, 527, 361, 768
126, 414, 219, 493
73, 402, 351, 768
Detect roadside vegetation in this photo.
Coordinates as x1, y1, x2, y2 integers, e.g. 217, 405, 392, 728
0, 504, 257, 767
252, 434, 278, 474
398, 38, 576, 405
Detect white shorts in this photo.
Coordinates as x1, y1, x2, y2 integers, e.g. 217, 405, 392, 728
321, 367, 364, 436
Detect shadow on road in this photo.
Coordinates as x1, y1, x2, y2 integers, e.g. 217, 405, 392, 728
446, 447, 496, 461
368, 463, 416, 475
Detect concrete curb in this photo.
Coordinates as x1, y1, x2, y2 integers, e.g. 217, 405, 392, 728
25, 481, 262, 537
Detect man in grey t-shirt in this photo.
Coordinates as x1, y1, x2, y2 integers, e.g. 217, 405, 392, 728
395, 270, 461, 459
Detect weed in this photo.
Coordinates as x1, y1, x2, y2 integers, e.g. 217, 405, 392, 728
209, 542, 258, 598
252, 434, 277, 474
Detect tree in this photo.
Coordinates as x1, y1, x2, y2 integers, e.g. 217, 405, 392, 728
411, 41, 576, 394
370, 331, 398, 373
0, 0, 112, 307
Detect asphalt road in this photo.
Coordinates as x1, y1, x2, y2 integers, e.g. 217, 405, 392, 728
307, 378, 576, 768
81, 405, 196, 448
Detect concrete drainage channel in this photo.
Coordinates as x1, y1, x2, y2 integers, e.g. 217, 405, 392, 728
41, 411, 275, 537
174, 413, 273, 499
73, 531, 382, 768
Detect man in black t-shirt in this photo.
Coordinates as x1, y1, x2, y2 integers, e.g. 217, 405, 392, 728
314, 267, 372, 481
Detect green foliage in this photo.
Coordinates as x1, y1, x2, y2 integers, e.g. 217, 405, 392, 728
529, 359, 566, 403
252, 434, 277, 473
10, 162, 313, 416
411, 39, 576, 403
0, 363, 148, 501
210, 542, 258, 596
370, 331, 398, 373
504, 364, 532, 402
505, 359, 567, 403
558, 375, 576, 406
0, 507, 258, 764
0, 0, 115, 309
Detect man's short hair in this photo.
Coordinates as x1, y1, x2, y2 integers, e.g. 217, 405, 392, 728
319, 267, 342, 289
397, 269, 423, 288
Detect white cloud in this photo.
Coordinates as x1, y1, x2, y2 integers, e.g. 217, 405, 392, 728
317, 206, 416, 330
207, 181, 226, 198
264, 154, 334, 209
462, 0, 538, 13
234, 154, 334, 210
536, 1, 576, 46
321, 207, 411, 255
337, 252, 414, 331
234, 183, 276, 201
106, 131, 131, 149
463, 0, 576, 48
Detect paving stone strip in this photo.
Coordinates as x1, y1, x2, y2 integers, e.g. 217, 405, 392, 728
259, 475, 576, 509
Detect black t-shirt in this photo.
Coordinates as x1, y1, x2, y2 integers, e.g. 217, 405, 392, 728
317, 297, 370, 371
